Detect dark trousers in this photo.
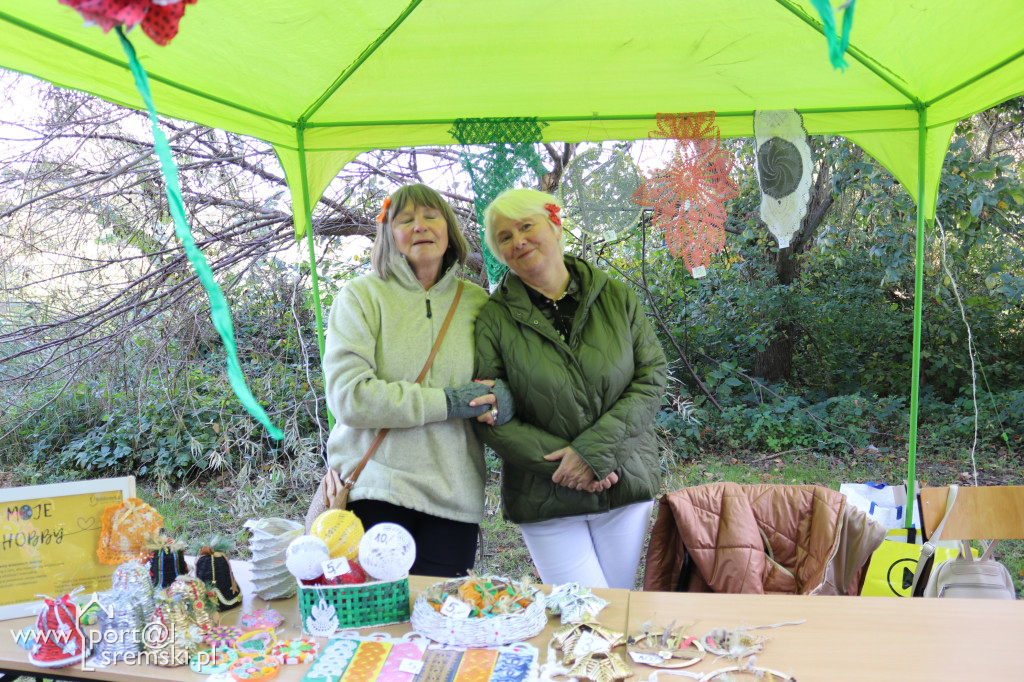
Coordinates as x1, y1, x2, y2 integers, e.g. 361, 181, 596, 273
347, 499, 479, 578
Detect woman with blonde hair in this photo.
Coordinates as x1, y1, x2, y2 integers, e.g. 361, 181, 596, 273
474, 188, 667, 589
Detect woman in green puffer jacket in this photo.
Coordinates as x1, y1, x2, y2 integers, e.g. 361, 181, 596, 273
474, 188, 668, 589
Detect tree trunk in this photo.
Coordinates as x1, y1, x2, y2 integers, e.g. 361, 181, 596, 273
752, 146, 834, 382
753, 323, 796, 381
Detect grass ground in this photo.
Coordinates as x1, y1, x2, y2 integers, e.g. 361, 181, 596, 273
133, 443, 1024, 597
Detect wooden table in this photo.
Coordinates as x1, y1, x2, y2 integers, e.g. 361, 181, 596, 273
1, 564, 1021, 681
626, 590, 1024, 681
0, 563, 629, 681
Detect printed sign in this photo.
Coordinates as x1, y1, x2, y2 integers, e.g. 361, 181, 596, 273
0, 477, 135, 619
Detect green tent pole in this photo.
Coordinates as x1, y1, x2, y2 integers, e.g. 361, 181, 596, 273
296, 125, 334, 431
905, 106, 928, 526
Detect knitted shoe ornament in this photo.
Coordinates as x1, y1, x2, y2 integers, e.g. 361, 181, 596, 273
111, 559, 157, 626
194, 535, 242, 611
93, 589, 148, 662
28, 593, 89, 669
144, 599, 191, 667
148, 535, 189, 588
166, 575, 218, 633
96, 497, 164, 565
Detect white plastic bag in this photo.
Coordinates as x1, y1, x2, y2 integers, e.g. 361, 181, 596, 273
840, 481, 920, 530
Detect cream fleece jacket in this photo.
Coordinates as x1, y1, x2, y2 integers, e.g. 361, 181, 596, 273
323, 255, 489, 523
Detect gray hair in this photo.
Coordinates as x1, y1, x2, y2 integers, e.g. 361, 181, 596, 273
370, 184, 468, 279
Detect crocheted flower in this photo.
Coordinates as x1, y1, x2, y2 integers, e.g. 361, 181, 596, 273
544, 203, 562, 227
59, 0, 198, 46
632, 112, 738, 275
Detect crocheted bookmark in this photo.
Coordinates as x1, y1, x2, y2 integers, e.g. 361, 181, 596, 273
338, 641, 392, 682
416, 649, 463, 682
375, 641, 427, 682
490, 651, 535, 682
452, 648, 499, 682
302, 638, 358, 682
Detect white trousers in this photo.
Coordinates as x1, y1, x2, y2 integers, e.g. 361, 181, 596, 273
518, 499, 655, 589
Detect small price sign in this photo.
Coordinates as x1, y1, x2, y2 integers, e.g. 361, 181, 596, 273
322, 556, 351, 580
439, 595, 472, 619
398, 659, 424, 674
629, 651, 666, 666
573, 631, 611, 658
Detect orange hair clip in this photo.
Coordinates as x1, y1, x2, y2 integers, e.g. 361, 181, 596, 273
376, 196, 392, 223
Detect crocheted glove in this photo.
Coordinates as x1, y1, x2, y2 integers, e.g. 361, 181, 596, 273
491, 379, 515, 426
444, 382, 492, 419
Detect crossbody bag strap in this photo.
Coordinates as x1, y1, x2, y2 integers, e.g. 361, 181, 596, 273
340, 279, 465, 491
928, 484, 958, 544
910, 484, 960, 593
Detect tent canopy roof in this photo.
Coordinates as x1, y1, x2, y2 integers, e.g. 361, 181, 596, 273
3, 0, 1024, 232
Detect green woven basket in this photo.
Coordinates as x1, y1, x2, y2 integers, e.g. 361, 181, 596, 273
297, 577, 410, 633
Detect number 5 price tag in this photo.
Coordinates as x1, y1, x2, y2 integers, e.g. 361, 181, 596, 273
439, 595, 472, 619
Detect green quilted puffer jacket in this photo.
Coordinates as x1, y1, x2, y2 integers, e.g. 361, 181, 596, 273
474, 255, 667, 524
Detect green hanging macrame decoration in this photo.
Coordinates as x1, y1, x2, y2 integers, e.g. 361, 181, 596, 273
449, 118, 548, 286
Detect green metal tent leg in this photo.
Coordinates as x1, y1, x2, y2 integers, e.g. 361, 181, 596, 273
906, 107, 928, 525
296, 126, 333, 431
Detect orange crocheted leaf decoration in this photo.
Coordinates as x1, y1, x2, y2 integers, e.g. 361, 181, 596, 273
650, 112, 720, 143
97, 496, 164, 565
633, 113, 737, 274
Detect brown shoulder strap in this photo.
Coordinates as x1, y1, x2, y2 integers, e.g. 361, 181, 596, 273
342, 280, 464, 488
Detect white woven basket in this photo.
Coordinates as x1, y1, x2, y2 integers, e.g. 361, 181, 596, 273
410, 578, 547, 647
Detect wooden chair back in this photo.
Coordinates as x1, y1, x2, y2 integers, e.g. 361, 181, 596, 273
920, 485, 1024, 541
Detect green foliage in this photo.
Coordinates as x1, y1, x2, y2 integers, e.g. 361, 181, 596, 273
6, 268, 328, 483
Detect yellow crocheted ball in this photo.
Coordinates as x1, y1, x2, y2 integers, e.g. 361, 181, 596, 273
309, 509, 364, 560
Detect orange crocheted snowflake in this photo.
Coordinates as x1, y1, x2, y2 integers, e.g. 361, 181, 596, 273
633, 112, 738, 274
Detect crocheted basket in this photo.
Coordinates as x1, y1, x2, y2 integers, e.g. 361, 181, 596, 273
410, 578, 547, 647
297, 577, 410, 634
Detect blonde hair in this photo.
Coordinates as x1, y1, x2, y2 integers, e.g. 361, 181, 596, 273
370, 184, 468, 279
483, 188, 565, 266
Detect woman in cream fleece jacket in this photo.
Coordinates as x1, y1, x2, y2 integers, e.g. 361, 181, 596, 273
318, 184, 507, 577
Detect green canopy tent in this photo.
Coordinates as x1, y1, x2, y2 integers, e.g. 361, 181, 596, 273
2, 0, 1023, 516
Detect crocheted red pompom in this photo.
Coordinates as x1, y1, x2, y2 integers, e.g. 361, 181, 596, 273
59, 0, 197, 46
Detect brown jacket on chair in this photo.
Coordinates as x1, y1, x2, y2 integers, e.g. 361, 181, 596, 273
643, 483, 885, 595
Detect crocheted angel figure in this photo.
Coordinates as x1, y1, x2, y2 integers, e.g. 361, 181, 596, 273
304, 599, 339, 638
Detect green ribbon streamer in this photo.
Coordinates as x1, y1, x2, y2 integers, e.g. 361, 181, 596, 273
810, 0, 856, 71
116, 27, 283, 440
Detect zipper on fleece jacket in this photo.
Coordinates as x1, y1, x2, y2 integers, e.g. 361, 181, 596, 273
425, 299, 432, 318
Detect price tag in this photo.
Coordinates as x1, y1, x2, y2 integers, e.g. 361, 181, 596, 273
691, 265, 708, 279
439, 596, 472, 619
322, 556, 351, 580
398, 659, 424, 674
573, 631, 610, 658
629, 651, 666, 666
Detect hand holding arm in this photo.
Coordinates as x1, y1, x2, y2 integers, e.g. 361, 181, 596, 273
444, 382, 492, 419
469, 379, 515, 426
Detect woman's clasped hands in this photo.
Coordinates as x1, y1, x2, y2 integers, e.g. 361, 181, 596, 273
544, 446, 618, 493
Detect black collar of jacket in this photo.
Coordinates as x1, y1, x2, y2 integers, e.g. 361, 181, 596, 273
495, 254, 608, 323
